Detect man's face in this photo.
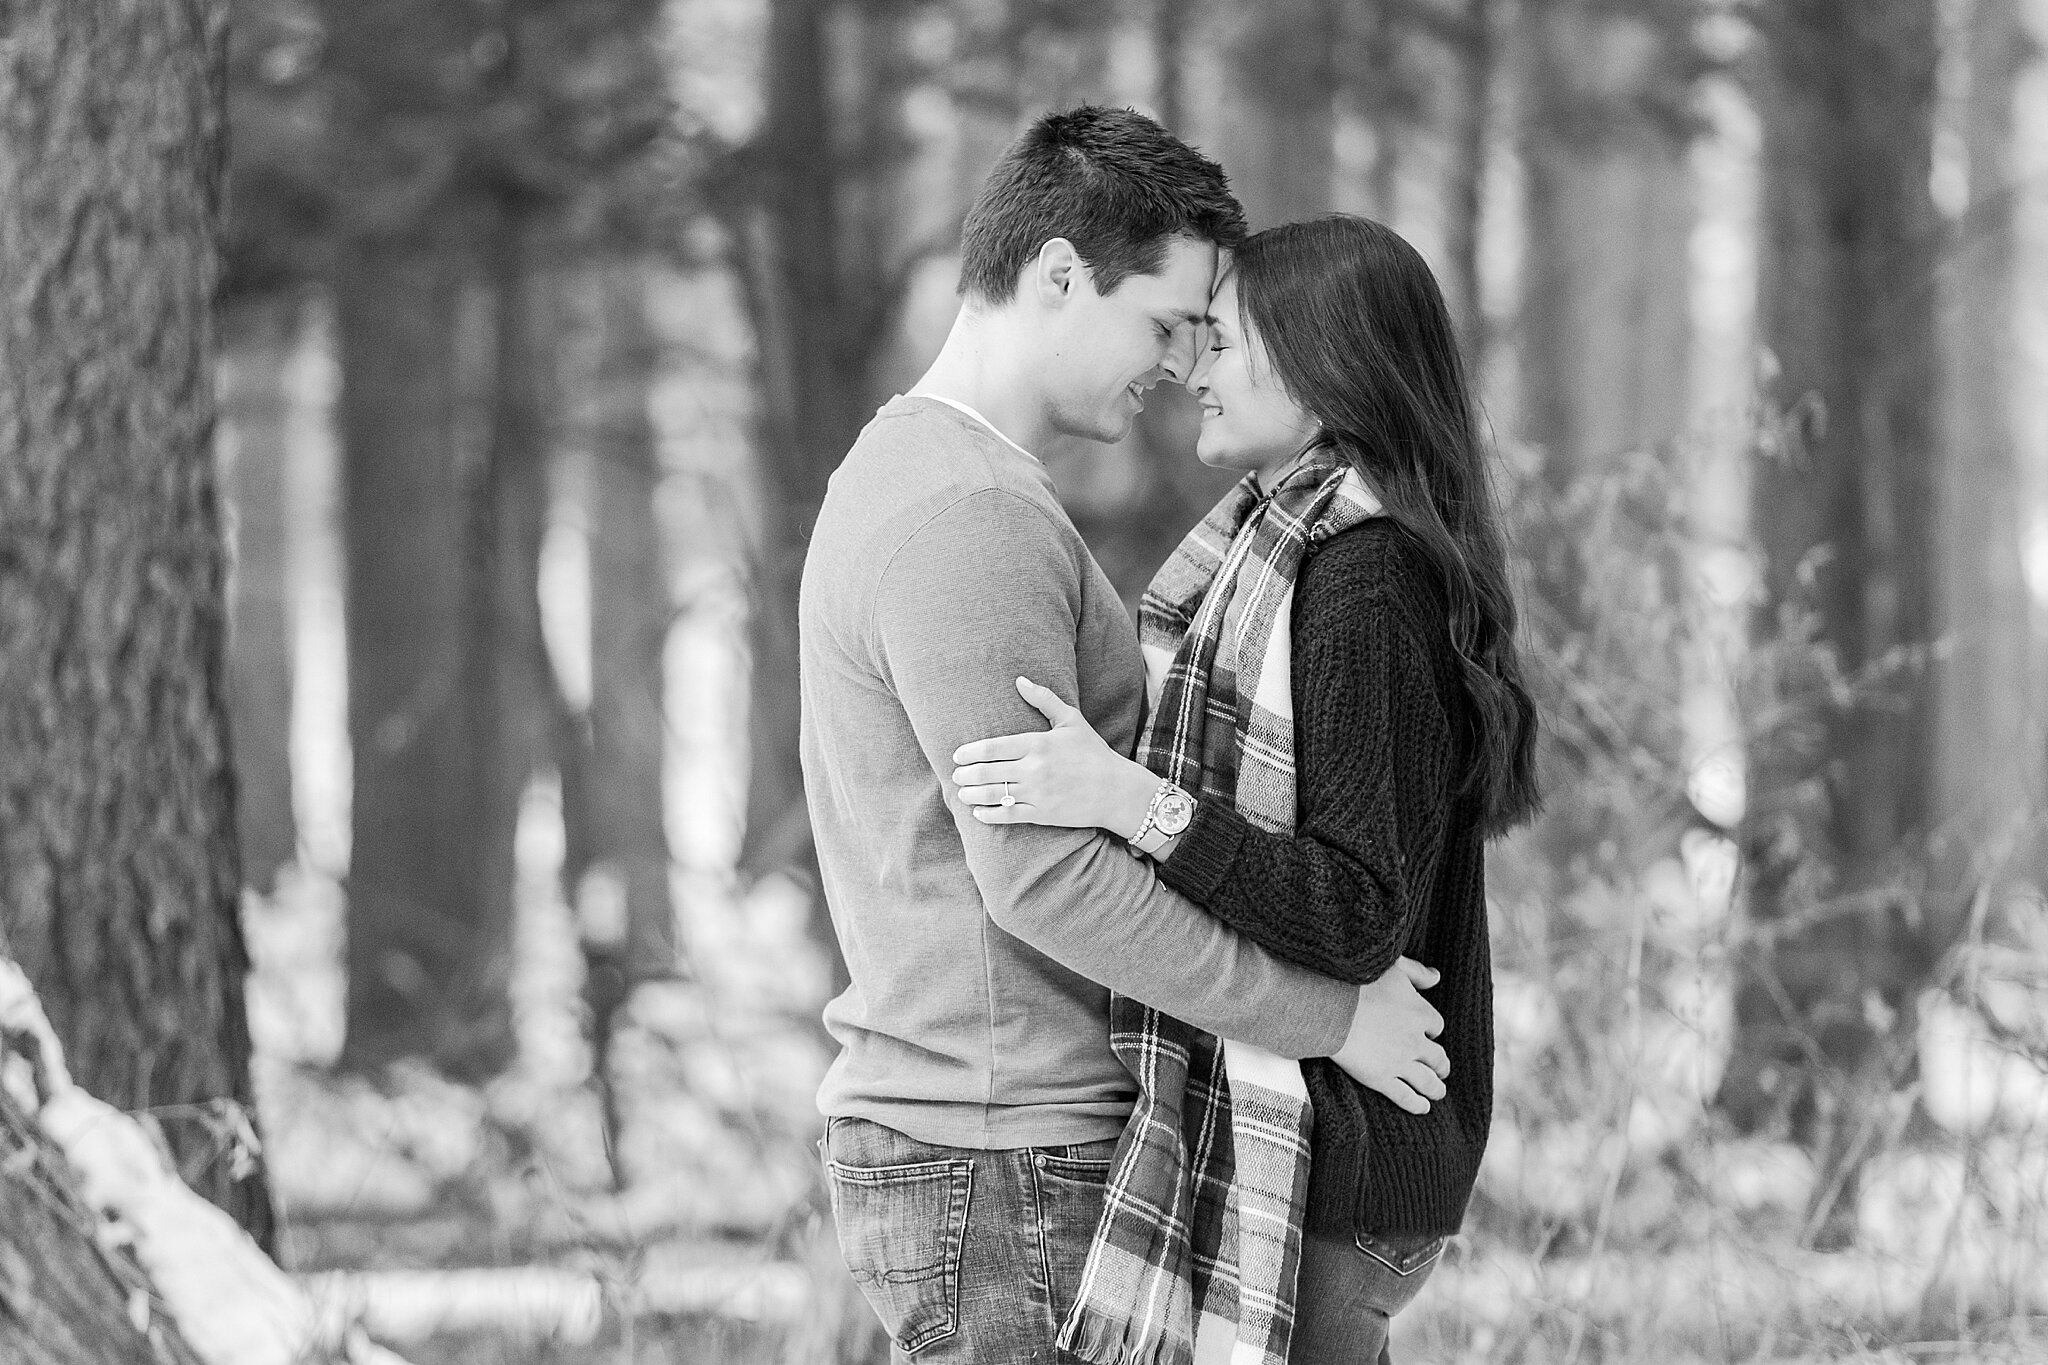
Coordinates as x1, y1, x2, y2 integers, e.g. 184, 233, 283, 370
1041, 235, 1218, 444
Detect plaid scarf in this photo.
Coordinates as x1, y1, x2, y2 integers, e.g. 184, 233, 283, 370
1059, 453, 1382, 1365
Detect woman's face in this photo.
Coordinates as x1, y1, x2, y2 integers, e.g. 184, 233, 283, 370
1188, 271, 1319, 483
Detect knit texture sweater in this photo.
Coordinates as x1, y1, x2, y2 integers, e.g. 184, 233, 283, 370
1157, 518, 1493, 1238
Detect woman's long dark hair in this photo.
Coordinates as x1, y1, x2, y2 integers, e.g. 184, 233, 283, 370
1234, 215, 1539, 834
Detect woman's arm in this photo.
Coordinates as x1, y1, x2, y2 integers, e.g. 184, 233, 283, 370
953, 534, 1460, 986
1163, 550, 1459, 985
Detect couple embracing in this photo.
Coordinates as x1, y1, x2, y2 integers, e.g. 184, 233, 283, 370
801, 106, 1539, 1364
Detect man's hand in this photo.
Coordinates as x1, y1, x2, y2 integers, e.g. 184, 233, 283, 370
1331, 958, 1449, 1114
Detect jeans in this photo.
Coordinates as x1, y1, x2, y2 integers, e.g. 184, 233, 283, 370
1290, 1227, 1446, 1364
823, 1115, 1118, 1363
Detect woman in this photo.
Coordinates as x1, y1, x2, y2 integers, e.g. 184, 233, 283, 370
948, 215, 1539, 1362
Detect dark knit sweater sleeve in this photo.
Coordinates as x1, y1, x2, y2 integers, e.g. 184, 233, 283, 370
1157, 527, 1459, 987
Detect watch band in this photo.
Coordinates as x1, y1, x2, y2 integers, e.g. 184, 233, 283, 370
1129, 781, 1193, 856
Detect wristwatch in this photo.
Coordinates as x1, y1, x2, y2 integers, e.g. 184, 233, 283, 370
1129, 780, 1197, 857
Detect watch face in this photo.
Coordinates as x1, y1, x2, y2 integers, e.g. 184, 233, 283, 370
1156, 788, 1196, 835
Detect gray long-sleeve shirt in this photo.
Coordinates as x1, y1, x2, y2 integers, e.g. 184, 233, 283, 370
801, 396, 1354, 1148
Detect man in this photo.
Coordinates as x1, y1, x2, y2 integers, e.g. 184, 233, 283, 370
800, 107, 1448, 1361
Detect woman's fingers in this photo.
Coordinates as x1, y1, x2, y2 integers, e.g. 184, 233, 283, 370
956, 783, 1017, 807
1014, 676, 1083, 725
1420, 1038, 1450, 1077
951, 734, 1035, 765
951, 760, 1024, 787
969, 800, 1037, 823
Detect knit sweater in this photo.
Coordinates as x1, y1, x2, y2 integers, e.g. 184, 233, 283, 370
1157, 517, 1493, 1238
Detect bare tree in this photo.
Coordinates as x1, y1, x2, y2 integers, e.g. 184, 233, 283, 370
1517, 0, 1695, 480
0, 0, 277, 1245
728, 0, 941, 914
322, 0, 670, 1077
1731, 0, 1943, 1242
219, 295, 303, 893
1932, 0, 2040, 917
1215, 0, 1341, 229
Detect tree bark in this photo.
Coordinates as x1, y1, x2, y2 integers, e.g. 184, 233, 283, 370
0, 0, 277, 1248
1517, 0, 1695, 478
1729, 0, 1942, 1240
220, 294, 304, 893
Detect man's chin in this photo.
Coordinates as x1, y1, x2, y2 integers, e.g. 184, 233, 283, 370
1054, 410, 1138, 446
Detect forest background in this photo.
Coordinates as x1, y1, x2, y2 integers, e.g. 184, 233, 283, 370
5, 0, 2048, 1362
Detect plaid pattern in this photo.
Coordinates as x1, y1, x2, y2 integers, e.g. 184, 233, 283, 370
1059, 454, 1382, 1365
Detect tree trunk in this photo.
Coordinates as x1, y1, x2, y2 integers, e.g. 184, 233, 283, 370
220, 294, 304, 893
0, 0, 277, 1249
1931, 0, 2038, 922
334, 241, 519, 1079
1517, 0, 1694, 477
1215, 0, 1340, 229
732, 0, 860, 898
572, 262, 676, 981
478, 213, 559, 1047
1730, 0, 1942, 1241
1446, 0, 1496, 360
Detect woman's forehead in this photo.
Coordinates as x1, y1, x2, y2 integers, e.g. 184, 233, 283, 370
1207, 270, 1241, 326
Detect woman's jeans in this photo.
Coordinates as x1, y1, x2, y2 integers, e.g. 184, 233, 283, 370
1291, 1226, 1446, 1363
823, 1115, 1118, 1363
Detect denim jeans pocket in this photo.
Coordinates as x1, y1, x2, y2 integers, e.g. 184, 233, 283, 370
1033, 1141, 1116, 1329
826, 1152, 975, 1354
1349, 1229, 1446, 1318
1035, 1145, 1115, 1188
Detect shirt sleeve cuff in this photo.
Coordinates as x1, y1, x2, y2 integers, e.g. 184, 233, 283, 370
1158, 798, 1248, 908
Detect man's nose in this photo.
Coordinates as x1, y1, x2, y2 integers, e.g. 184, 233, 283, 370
1159, 325, 1199, 385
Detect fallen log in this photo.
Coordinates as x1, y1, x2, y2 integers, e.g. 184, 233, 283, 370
0, 958, 413, 1365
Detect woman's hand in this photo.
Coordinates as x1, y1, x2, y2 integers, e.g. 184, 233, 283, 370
951, 678, 1161, 839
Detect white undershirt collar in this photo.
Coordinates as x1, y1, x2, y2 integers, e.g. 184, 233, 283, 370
910, 392, 1040, 464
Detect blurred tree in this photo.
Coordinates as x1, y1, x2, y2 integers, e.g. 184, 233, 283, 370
1214, 0, 1340, 229
1517, 0, 1696, 479
1730, 0, 1942, 1243
220, 294, 305, 891
285, 0, 669, 1077
1932, 0, 2040, 919
0, 0, 277, 1246
557, 259, 676, 1118
331, 237, 523, 1077
728, 0, 856, 900
726, 0, 946, 914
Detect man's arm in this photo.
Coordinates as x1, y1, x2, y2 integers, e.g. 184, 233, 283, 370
870, 489, 1354, 1058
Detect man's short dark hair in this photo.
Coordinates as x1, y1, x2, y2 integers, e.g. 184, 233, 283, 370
957, 106, 1247, 304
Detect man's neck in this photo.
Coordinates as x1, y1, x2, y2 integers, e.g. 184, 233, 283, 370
907, 310, 1053, 453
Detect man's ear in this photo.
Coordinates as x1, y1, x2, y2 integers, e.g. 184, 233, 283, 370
1031, 238, 1084, 305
